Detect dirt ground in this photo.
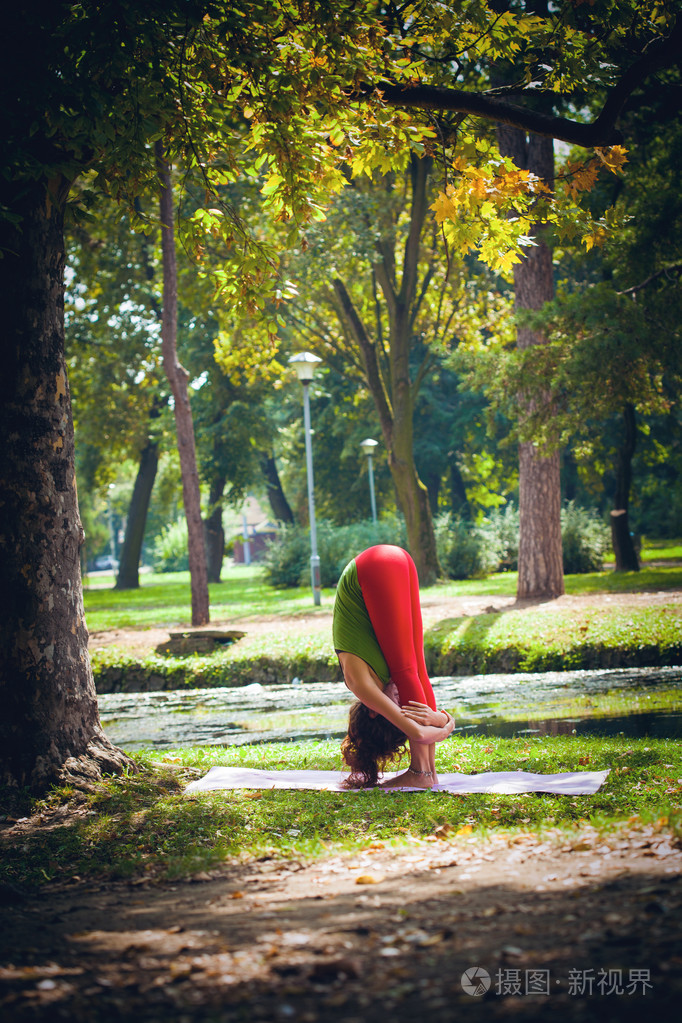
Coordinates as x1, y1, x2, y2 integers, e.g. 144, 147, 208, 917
1, 818, 681, 1022
88, 588, 682, 658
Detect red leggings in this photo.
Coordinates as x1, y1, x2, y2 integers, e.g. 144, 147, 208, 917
355, 545, 436, 711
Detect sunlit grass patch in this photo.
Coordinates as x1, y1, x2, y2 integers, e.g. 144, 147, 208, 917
2, 735, 680, 890
425, 602, 682, 674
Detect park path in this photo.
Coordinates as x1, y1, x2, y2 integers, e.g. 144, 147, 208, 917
88, 587, 682, 657
1, 817, 681, 1022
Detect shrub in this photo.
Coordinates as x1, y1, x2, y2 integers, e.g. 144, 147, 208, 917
434, 513, 499, 580
261, 525, 309, 587
152, 519, 189, 573
262, 516, 407, 589
479, 504, 520, 571
561, 500, 609, 574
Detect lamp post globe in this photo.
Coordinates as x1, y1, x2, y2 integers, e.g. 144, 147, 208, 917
360, 438, 378, 525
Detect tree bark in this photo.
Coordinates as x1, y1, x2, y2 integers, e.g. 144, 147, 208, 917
204, 474, 226, 584
0, 178, 132, 792
497, 127, 564, 599
115, 437, 159, 590
261, 454, 295, 524
156, 144, 210, 625
611, 403, 640, 571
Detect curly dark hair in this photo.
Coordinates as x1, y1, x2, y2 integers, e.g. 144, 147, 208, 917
340, 700, 407, 788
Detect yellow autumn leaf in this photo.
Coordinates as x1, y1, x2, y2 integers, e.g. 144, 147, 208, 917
563, 157, 602, 199
595, 145, 628, 174
495, 249, 522, 274
582, 227, 607, 251
430, 190, 459, 224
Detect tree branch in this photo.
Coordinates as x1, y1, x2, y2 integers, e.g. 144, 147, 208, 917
332, 277, 394, 440
363, 17, 682, 149
618, 262, 682, 297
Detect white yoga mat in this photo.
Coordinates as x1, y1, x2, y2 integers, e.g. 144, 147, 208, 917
185, 766, 610, 795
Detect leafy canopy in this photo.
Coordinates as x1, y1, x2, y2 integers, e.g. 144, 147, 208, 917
3, 1, 677, 349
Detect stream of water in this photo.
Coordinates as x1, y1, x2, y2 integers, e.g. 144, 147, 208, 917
99, 666, 682, 750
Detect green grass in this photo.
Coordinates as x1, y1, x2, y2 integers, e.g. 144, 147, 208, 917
83, 564, 336, 630
639, 539, 682, 562
425, 602, 682, 674
91, 597, 682, 692
2, 736, 680, 889
82, 561, 682, 634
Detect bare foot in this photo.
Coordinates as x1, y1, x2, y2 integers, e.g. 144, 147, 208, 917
379, 769, 436, 790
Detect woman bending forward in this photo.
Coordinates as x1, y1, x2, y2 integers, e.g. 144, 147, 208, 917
333, 544, 454, 788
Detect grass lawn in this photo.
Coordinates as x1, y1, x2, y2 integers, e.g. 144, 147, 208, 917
82, 548, 682, 633
2, 735, 680, 889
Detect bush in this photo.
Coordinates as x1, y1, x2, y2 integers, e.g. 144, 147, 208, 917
262, 516, 407, 589
479, 504, 520, 571
561, 500, 609, 574
261, 525, 310, 588
435, 501, 607, 579
434, 513, 500, 580
152, 519, 189, 573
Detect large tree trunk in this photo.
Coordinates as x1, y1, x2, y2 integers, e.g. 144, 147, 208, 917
115, 438, 159, 590
0, 178, 132, 792
261, 455, 295, 524
611, 403, 640, 571
204, 474, 226, 584
498, 127, 564, 599
156, 145, 210, 625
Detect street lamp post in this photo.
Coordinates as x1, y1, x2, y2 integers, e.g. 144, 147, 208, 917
289, 352, 322, 605
360, 438, 378, 525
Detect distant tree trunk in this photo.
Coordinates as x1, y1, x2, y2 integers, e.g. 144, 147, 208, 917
204, 474, 226, 583
611, 403, 640, 571
115, 438, 159, 589
449, 461, 470, 518
261, 454, 295, 523
422, 467, 440, 516
498, 126, 564, 599
0, 177, 132, 792
156, 144, 209, 625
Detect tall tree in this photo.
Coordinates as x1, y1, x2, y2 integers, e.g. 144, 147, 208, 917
66, 198, 168, 590
2, 0, 679, 791
497, 128, 564, 597
329, 159, 445, 583
156, 149, 210, 625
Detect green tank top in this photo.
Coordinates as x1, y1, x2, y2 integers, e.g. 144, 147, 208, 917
332, 558, 390, 684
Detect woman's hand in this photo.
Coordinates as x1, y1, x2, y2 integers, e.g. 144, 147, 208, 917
401, 701, 449, 728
